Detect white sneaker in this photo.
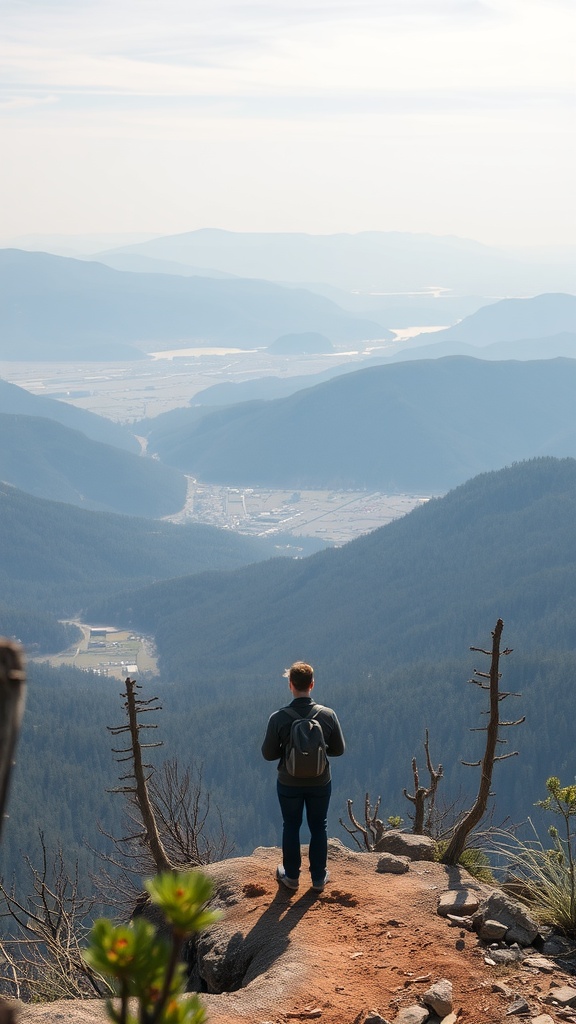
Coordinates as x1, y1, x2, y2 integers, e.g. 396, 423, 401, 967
276, 865, 299, 891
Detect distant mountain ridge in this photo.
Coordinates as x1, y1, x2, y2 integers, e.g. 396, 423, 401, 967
0, 248, 386, 359
406, 293, 576, 350
100, 228, 576, 294
142, 356, 576, 492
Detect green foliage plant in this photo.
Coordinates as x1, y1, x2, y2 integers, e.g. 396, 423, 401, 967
489, 777, 576, 937
433, 841, 494, 883
535, 776, 576, 933
83, 870, 221, 1024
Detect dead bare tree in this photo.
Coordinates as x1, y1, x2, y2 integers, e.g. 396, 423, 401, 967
0, 833, 112, 1001
148, 759, 232, 868
0, 639, 26, 845
403, 729, 443, 834
1, 674, 230, 1000
441, 618, 524, 866
107, 676, 173, 874
340, 793, 387, 850
94, 678, 232, 912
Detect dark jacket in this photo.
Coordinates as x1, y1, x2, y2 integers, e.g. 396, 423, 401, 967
261, 695, 345, 786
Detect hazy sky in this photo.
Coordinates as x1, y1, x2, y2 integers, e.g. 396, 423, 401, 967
1, 0, 575, 246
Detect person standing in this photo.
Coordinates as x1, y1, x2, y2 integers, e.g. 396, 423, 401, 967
261, 661, 345, 892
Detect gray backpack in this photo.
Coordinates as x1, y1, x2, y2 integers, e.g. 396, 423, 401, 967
284, 706, 328, 778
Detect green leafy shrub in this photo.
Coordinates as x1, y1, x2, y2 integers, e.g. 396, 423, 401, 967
84, 870, 221, 1024
433, 841, 494, 883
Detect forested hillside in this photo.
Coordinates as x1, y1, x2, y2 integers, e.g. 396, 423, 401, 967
0, 481, 288, 644
86, 457, 576, 689
0, 413, 187, 517
143, 358, 576, 491
0, 377, 139, 452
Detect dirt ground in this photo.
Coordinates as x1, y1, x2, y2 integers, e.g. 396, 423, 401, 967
14, 841, 576, 1024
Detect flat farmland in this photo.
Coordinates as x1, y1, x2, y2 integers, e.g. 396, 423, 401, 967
34, 624, 158, 678
168, 482, 429, 544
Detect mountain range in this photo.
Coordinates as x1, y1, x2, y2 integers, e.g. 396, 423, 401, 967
405, 292, 576, 351
97, 229, 576, 294
141, 356, 576, 492
0, 249, 386, 359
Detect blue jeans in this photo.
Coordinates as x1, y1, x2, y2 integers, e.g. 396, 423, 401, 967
277, 780, 332, 883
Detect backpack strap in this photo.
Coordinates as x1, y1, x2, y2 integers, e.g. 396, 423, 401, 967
284, 705, 324, 723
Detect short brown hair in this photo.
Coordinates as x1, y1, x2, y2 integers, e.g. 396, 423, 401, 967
288, 661, 314, 691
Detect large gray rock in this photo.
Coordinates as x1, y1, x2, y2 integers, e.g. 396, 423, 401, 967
377, 853, 410, 874
375, 831, 435, 861
474, 892, 539, 946
422, 978, 453, 1017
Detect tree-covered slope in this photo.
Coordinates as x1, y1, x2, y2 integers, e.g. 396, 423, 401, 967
7, 460, 576, 897
144, 358, 576, 492
86, 457, 576, 691
0, 481, 284, 617
0, 377, 139, 452
0, 413, 186, 516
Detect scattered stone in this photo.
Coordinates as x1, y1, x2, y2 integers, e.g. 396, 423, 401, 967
541, 933, 576, 968
377, 854, 410, 874
374, 831, 436, 861
363, 1013, 390, 1024
479, 919, 509, 941
505, 996, 530, 1015
522, 955, 556, 973
437, 890, 480, 918
422, 979, 453, 1017
441, 1015, 458, 1024
475, 892, 539, 946
492, 982, 515, 997
393, 1006, 429, 1024
487, 948, 524, 966
530, 1016, 555, 1024
543, 986, 576, 1007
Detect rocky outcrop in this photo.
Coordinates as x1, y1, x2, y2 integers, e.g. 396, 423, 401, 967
13, 841, 576, 1024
